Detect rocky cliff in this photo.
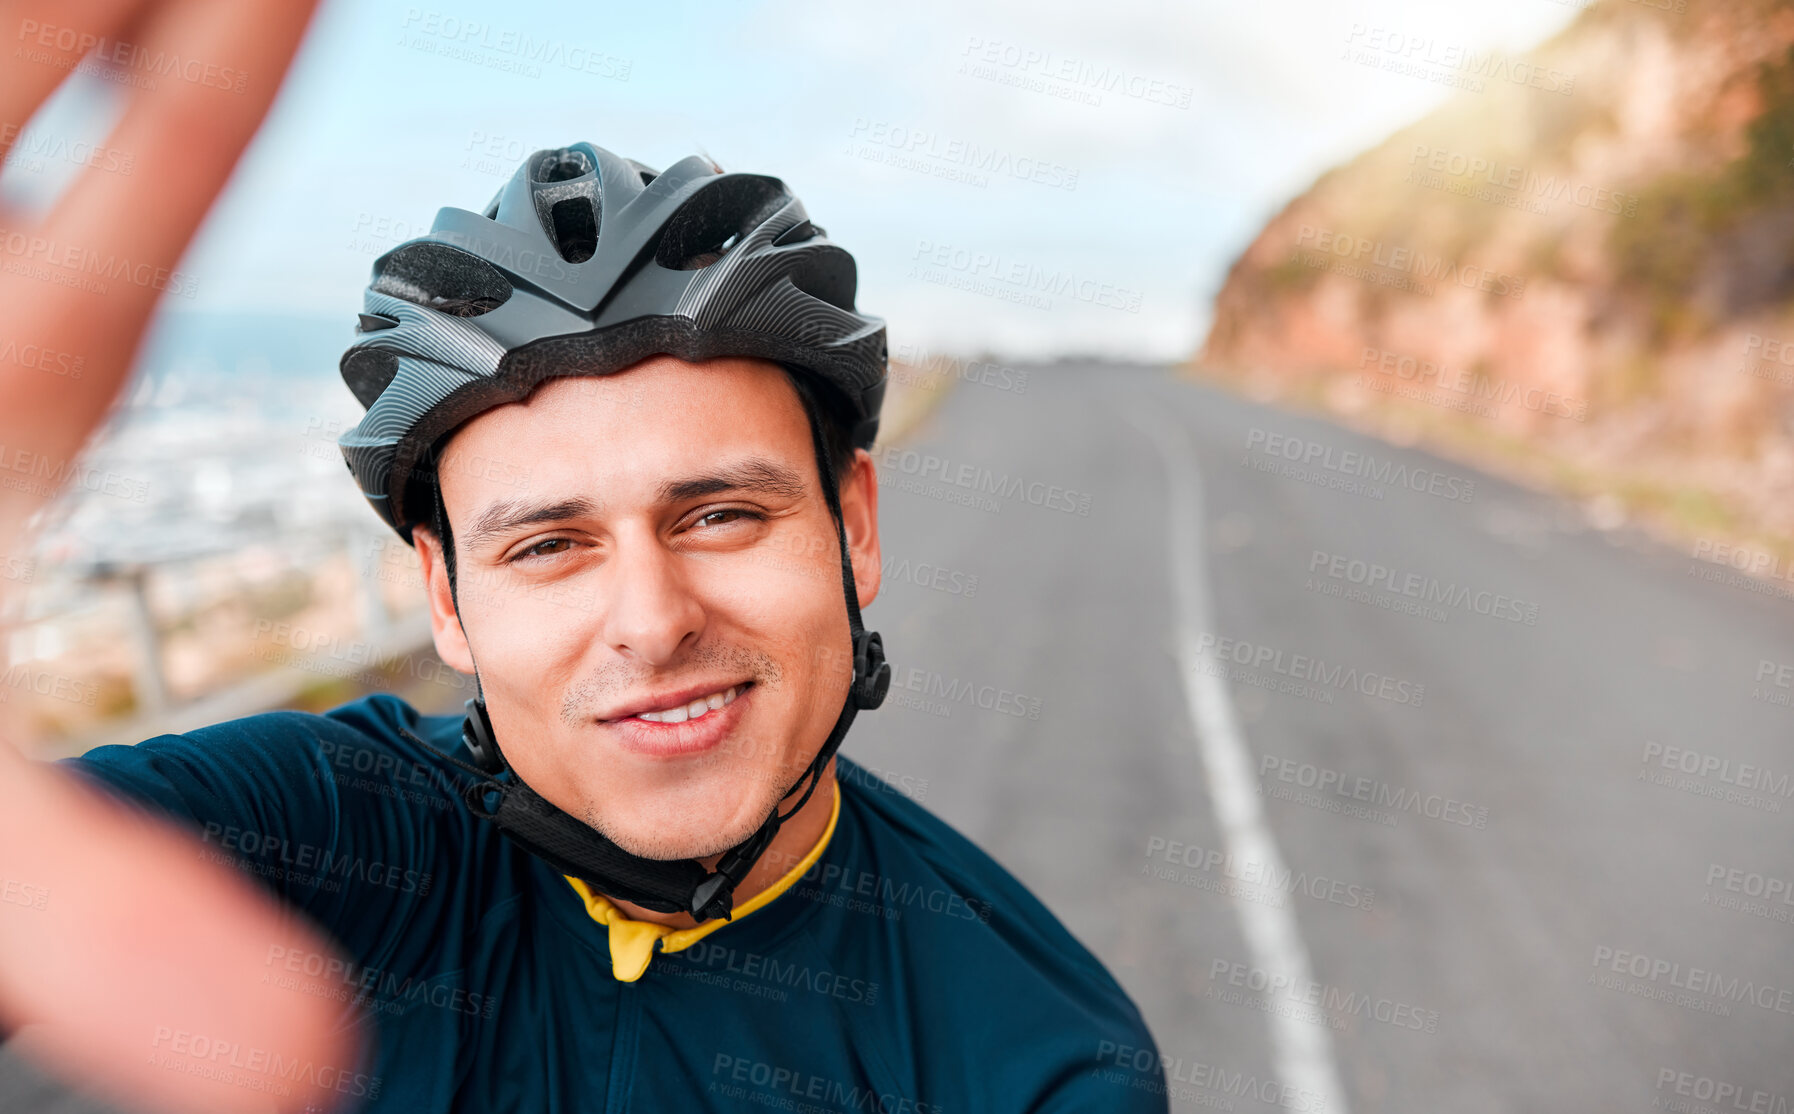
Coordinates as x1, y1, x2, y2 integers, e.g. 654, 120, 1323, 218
1198, 0, 1794, 546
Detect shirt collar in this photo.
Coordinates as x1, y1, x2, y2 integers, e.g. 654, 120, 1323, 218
563, 782, 842, 982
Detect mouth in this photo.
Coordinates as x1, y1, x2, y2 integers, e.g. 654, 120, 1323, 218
600, 681, 757, 758
602, 681, 754, 724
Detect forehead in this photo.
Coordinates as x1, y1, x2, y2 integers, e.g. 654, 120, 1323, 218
435, 355, 812, 509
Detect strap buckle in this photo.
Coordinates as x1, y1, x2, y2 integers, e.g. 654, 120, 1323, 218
851, 629, 890, 710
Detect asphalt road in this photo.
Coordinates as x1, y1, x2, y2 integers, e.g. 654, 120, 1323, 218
9, 361, 1794, 1112
846, 362, 1794, 1112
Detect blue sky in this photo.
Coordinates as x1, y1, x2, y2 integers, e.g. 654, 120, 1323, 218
12, 0, 1583, 362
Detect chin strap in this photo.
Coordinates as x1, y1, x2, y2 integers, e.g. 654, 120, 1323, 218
407, 396, 889, 924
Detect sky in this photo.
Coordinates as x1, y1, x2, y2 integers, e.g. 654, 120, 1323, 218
10, 0, 1584, 363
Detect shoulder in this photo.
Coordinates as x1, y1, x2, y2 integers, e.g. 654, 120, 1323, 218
831, 755, 1110, 974
62, 692, 476, 850
56, 695, 499, 952
71, 692, 461, 780
826, 755, 1159, 1055
187, 689, 463, 764
303, 691, 472, 782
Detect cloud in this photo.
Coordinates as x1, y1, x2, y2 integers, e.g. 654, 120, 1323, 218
164, 0, 1578, 361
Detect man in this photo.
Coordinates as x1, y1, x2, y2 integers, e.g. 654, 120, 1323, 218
2, 9, 1169, 1114
38, 140, 1170, 1111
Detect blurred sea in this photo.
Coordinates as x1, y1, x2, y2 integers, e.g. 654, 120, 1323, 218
2, 309, 434, 740
29, 309, 369, 578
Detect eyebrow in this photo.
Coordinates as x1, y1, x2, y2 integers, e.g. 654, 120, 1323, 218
657, 459, 807, 504
459, 458, 809, 553
460, 496, 603, 553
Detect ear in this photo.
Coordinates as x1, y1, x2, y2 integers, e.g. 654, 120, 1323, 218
835, 448, 881, 611
411, 525, 476, 675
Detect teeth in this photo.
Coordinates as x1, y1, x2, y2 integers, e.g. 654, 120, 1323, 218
636, 684, 742, 723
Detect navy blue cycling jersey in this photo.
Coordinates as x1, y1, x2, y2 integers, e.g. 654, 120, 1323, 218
61, 693, 1168, 1113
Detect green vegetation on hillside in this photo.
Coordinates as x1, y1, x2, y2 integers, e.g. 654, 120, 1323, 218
1611, 45, 1794, 338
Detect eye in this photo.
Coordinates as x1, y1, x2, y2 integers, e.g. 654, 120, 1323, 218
512, 537, 573, 562
695, 508, 764, 529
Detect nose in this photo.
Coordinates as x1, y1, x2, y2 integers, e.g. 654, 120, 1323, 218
597, 524, 706, 666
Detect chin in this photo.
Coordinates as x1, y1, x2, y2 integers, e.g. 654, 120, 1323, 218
606, 828, 740, 862
582, 790, 778, 862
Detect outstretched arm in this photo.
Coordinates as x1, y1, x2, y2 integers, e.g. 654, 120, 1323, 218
0, 2, 360, 1112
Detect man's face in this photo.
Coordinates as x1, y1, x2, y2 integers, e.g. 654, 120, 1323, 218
415, 356, 880, 860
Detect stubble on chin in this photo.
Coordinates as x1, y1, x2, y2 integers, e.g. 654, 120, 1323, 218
578, 772, 791, 861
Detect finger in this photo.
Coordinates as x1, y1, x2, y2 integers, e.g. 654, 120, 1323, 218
0, 0, 321, 548
0, 0, 153, 169
0, 747, 363, 1114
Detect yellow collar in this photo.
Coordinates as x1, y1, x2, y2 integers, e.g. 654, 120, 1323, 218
563, 782, 842, 982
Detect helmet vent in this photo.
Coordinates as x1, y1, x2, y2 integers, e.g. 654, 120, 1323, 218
549, 197, 598, 263
625, 158, 660, 189
772, 219, 817, 247
789, 245, 858, 310
656, 174, 786, 271
341, 347, 400, 409
534, 149, 592, 183
372, 241, 513, 318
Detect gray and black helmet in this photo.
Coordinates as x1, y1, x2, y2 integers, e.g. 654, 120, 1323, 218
337, 140, 888, 543
334, 142, 892, 924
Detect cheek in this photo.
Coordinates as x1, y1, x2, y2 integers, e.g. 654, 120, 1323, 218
711, 552, 854, 727
726, 544, 848, 647
458, 584, 602, 753
469, 587, 601, 675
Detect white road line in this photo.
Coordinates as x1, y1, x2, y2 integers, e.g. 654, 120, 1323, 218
1127, 406, 1351, 1114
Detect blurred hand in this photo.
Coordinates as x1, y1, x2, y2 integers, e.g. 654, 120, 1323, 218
0, 2, 362, 1112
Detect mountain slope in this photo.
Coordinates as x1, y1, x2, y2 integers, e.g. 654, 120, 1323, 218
1199, 0, 1794, 544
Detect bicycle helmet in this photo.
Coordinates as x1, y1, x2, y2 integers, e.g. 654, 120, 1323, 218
335, 142, 891, 923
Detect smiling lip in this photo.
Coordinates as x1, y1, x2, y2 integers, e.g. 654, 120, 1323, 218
599, 680, 755, 723
601, 681, 756, 759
